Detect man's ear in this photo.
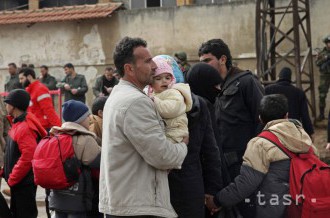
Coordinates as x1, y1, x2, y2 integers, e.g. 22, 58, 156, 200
219, 55, 227, 66
123, 63, 134, 77
98, 110, 103, 118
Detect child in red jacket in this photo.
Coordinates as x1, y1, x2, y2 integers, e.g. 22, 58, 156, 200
3, 89, 47, 218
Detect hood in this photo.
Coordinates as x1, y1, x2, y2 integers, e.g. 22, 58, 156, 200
171, 83, 193, 112
265, 119, 312, 153
186, 63, 222, 104
50, 121, 96, 138
26, 112, 47, 138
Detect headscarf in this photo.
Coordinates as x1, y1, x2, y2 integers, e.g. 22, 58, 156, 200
186, 63, 222, 104
154, 55, 185, 83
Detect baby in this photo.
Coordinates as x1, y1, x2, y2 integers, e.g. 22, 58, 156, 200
150, 57, 192, 143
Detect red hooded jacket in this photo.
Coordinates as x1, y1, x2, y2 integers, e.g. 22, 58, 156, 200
4, 112, 47, 187
26, 80, 61, 129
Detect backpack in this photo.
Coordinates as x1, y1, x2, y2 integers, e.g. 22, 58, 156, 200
259, 130, 330, 218
32, 134, 81, 189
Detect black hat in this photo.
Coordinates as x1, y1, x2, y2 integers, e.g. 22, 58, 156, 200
323, 35, 330, 44
278, 67, 292, 82
4, 89, 30, 111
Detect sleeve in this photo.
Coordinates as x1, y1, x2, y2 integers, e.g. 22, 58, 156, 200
123, 97, 187, 170
74, 135, 101, 168
37, 90, 61, 127
8, 128, 37, 186
153, 90, 186, 119
300, 93, 314, 135
242, 76, 264, 134
92, 77, 102, 97
214, 138, 268, 207
76, 76, 88, 96
200, 103, 223, 195
46, 77, 57, 90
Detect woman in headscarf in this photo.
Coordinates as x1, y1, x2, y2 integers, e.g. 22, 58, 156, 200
186, 63, 240, 218
168, 63, 223, 218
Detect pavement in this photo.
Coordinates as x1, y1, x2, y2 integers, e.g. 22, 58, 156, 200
1, 181, 48, 218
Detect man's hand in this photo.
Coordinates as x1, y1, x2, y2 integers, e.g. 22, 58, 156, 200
64, 84, 71, 90
182, 135, 189, 145
105, 86, 113, 94
71, 89, 78, 95
205, 194, 221, 215
326, 143, 330, 151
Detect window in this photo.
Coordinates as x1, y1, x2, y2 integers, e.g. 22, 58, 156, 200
146, 0, 160, 7
129, 0, 176, 9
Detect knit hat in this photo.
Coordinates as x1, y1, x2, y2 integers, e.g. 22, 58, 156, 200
278, 67, 292, 82
4, 89, 30, 111
156, 55, 184, 83
153, 57, 175, 80
62, 100, 89, 123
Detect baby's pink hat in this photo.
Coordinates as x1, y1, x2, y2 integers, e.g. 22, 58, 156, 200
153, 56, 175, 81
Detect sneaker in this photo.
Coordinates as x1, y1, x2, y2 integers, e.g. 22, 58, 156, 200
2, 189, 11, 197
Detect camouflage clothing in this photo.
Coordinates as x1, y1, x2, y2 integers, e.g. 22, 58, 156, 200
317, 47, 330, 108
4, 74, 20, 92
0, 96, 10, 167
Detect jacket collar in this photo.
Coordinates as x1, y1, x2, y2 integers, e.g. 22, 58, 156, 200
13, 112, 27, 123
119, 80, 146, 95
27, 80, 41, 91
50, 122, 96, 138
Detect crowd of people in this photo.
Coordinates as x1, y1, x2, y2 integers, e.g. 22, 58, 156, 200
0, 36, 327, 218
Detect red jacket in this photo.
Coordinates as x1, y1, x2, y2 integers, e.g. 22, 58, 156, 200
26, 80, 61, 129
4, 113, 47, 187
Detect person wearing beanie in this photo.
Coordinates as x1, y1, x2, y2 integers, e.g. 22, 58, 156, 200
49, 100, 101, 218
174, 51, 191, 76
89, 96, 108, 141
3, 89, 47, 218
149, 57, 193, 144
265, 67, 314, 137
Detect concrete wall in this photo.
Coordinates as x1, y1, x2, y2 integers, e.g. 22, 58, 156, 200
0, 0, 329, 108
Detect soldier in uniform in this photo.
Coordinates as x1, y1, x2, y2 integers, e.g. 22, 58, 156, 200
38, 65, 57, 91
4, 63, 21, 92
317, 35, 330, 120
174, 51, 191, 77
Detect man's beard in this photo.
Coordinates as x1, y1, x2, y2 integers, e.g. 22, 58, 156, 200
23, 80, 30, 88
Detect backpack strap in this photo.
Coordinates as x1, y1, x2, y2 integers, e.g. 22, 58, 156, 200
258, 130, 295, 159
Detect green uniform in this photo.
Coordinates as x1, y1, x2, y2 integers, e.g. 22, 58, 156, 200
317, 47, 330, 109
4, 74, 21, 92
39, 74, 57, 90
0, 96, 9, 167
61, 74, 88, 103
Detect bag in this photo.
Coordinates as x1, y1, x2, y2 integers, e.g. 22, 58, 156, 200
259, 131, 330, 218
32, 134, 81, 189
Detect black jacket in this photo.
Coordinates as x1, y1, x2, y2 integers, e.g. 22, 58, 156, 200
215, 68, 264, 153
265, 80, 314, 135
169, 94, 223, 218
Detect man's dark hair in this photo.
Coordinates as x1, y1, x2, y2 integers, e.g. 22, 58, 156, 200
92, 96, 108, 116
198, 39, 232, 69
259, 94, 288, 124
64, 63, 74, 69
21, 63, 27, 68
8, 63, 17, 68
105, 67, 114, 72
41, 65, 49, 70
28, 64, 35, 69
19, 67, 36, 79
113, 37, 147, 77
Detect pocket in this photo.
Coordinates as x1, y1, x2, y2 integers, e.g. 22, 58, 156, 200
223, 85, 239, 96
